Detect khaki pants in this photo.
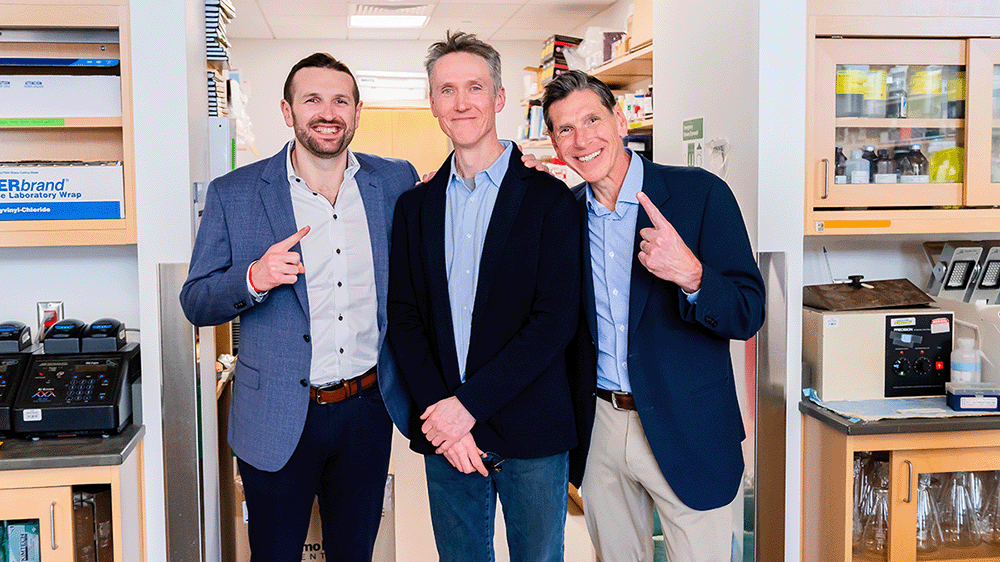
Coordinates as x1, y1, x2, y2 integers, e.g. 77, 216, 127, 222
581, 398, 733, 562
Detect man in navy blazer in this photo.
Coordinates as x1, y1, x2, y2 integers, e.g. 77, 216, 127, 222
387, 32, 581, 562
180, 53, 418, 562
543, 71, 765, 562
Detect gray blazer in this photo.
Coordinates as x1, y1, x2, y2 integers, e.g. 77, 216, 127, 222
180, 143, 418, 471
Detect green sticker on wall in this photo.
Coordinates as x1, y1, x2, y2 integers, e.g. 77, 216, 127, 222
0, 118, 66, 127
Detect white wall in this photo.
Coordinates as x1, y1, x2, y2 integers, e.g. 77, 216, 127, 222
228, 38, 538, 171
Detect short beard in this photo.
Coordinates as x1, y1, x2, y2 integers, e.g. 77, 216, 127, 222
293, 117, 355, 159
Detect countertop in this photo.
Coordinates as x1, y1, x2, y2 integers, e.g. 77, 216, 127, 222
800, 399, 1000, 435
0, 423, 144, 471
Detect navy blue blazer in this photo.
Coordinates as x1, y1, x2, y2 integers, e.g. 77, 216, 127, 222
180, 143, 418, 472
569, 156, 765, 511
387, 145, 582, 459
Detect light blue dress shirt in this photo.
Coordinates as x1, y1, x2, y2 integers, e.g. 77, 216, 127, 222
445, 140, 512, 382
587, 150, 698, 393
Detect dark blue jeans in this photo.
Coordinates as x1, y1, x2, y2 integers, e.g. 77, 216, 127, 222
424, 451, 569, 562
237, 389, 392, 562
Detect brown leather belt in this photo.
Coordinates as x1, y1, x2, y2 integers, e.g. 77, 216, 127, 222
596, 388, 637, 411
309, 366, 377, 405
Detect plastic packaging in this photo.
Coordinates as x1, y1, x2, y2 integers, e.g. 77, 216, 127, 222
863, 69, 887, 118
929, 140, 964, 183
909, 65, 945, 118
837, 64, 868, 117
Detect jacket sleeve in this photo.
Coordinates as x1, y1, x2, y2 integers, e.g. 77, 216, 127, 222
677, 176, 765, 341
179, 179, 260, 327
386, 193, 453, 413
453, 188, 582, 423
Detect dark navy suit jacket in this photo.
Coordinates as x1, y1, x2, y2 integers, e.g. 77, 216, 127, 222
180, 143, 418, 471
387, 145, 582, 459
568, 155, 765, 511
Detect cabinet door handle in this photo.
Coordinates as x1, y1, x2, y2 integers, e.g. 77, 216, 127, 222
821, 158, 830, 199
50, 501, 58, 549
904, 460, 913, 503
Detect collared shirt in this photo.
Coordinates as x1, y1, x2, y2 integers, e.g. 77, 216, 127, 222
587, 150, 701, 393
445, 140, 512, 382
285, 141, 378, 386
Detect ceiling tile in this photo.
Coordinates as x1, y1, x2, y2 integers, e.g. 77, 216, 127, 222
269, 25, 349, 40
428, 3, 519, 19
253, 0, 349, 16
266, 15, 348, 28
227, 0, 274, 39
488, 27, 553, 41
347, 27, 424, 41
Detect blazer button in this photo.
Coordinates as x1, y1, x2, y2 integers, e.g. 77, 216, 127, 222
234, 301, 246, 309
303, 334, 311, 342
300, 379, 308, 387
705, 315, 718, 327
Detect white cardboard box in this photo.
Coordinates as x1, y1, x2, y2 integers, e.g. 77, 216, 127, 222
0, 164, 124, 221
0, 75, 122, 118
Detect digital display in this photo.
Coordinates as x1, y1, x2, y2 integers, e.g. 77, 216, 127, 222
75, 364, 109, 374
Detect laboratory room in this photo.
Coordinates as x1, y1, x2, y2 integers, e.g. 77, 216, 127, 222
3, 0, 1000, 561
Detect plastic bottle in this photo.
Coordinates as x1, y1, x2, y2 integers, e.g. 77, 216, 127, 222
864, 69, 888, 118
834, 146, 847, 184
900, 144, 930, 184
886, 65, 908, 118
909, 65, 945, 118
862, 146, 878, 183
951, 337, 981, 383
874, 149, 897, 183
837, 64, 868, 117
845, 149, 869, 184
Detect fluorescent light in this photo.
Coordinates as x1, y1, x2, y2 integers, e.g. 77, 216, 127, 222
349, 14, 428, 28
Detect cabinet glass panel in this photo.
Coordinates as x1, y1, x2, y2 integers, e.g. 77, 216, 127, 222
993, 65, 1000, 183
835, 64, 966, 189
909, 471, 1000, 560
1, 519, 41, 560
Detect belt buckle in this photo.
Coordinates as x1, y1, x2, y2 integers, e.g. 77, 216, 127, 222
314, 380, 346, 405
611, 391, 630, 411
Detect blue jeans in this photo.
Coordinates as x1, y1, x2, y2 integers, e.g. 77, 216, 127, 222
424, 451, 569, 562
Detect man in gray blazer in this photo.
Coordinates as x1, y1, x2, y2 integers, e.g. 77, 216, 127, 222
180, 53, 418, 562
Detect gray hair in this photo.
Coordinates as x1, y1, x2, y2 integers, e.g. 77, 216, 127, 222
425, 30, 503, 95
542, 70, 617, 132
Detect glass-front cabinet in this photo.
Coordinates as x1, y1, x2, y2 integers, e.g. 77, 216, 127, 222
808, 38, 1000, 235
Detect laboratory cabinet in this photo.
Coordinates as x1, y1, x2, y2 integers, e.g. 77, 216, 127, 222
807, 30, 1000, 235
801, 402, 1000, 562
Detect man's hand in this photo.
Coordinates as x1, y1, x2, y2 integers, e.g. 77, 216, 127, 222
636, 192, 702, 293
518, 148, 550, 174
441, 433, 489, 476
421, 396, 476, 453
250, 226, 310, 292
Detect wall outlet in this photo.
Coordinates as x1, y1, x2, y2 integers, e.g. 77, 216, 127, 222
36, 300, 64, 341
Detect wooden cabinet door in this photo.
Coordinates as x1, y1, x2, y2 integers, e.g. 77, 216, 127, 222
0, 485, 74, 562
966, 39, 1000, 206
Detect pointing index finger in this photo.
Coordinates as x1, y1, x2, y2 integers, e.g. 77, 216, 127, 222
275, 225, 310, 251
636, 192, 669, 229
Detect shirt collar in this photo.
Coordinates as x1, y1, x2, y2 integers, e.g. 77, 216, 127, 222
285, 140, 360, 189
585, 149, 643, 215
448, 140, 513, 190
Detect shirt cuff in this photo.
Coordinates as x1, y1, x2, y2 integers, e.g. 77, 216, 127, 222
247, 261, 268, 302
682, 287, 700, 304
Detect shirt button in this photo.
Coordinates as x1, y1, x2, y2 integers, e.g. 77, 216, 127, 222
336, 248, 341, 254
339, 348, 344, 354
303, 334, 311, 342
622, 362, 627, 368
300, 379, 308, 387
619, 324, 625, 332
338, 281, 342, 287
467, 234, 472, 239
612, 289, 618, 296
463, 306, 468, 311
312, 192, 318, 196
333, 214, 338, 220
465, 270, 471, 275
609, 251, 615, 258
338, 315, 343, 321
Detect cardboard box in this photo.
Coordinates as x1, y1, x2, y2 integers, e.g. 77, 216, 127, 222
3, 521, 40, 562
0, 163, 125, 221
0, 75, 121, 118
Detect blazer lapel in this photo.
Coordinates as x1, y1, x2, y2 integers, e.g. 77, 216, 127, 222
574, 187, 598, 340
469, 148, 527, 345
629, 155, 671, 339
421, 157, 462, 387
354, 160, 389, 330
259, 144, 310, 318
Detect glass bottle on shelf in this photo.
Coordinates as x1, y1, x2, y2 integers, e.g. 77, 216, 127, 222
916, 473, 943, 555
853, 454, 864, 550
939, 472, 982, 548
900, 144, 930, 184
863, 462, 891, 558
862, 145, 878, 183
837, 64, 868, 117
874, 149, 897, 183
886, 65, 909, 119
846, 149, 870, 184
864, 68, 888, 118
982, 471, 1000, 545
834, 146, 847, 184
909, 65, 945, 119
